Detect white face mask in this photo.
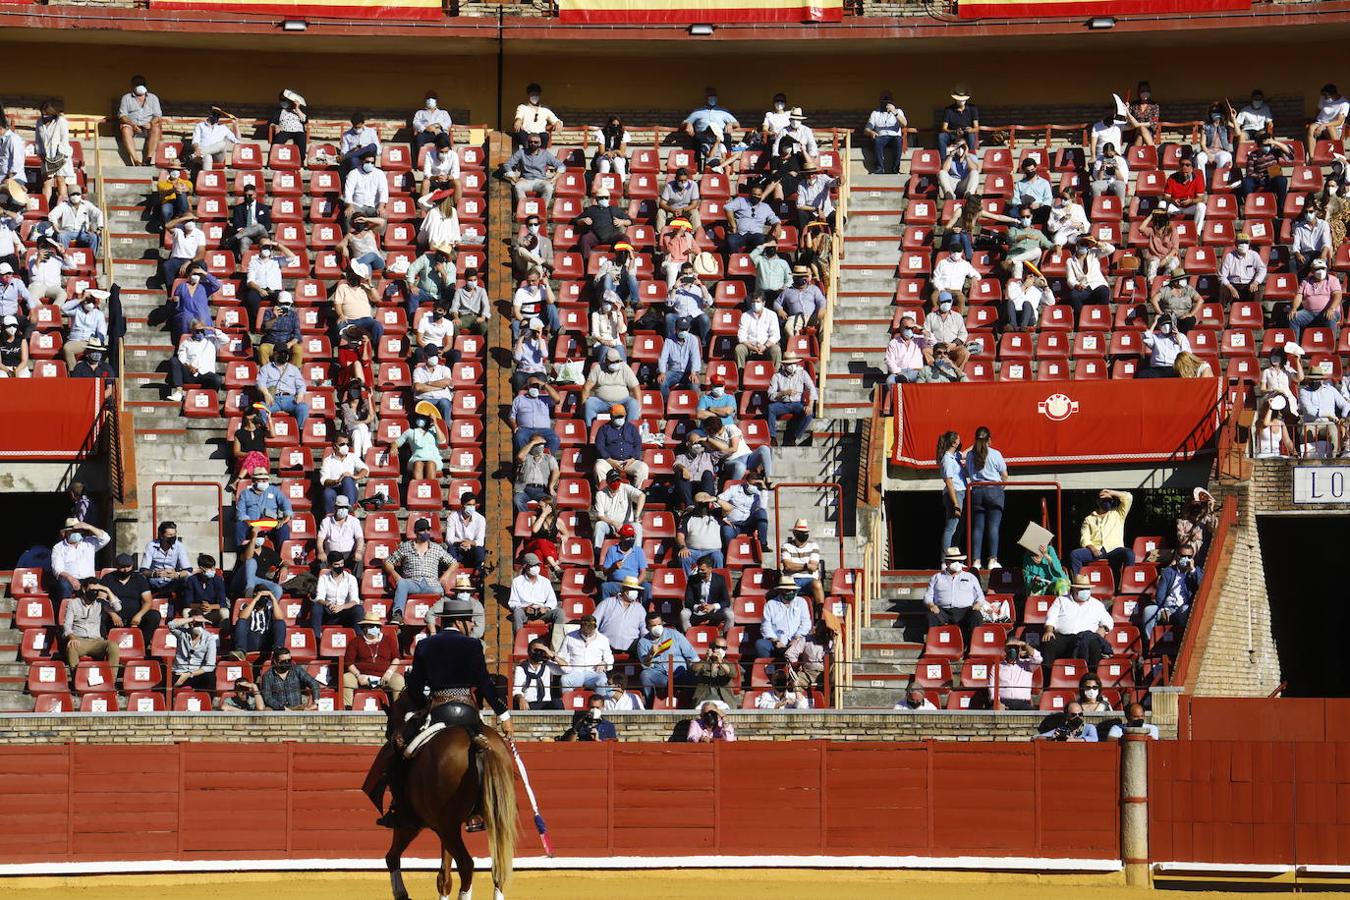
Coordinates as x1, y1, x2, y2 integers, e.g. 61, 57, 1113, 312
525, 565, 540, 577
528, 94, 541, 104
1083, 688, 1100, 700
134, 85, 148, 96
612, 417, 626, 427
527, 225, 540, 235
426, 98, 437, 109
710, 387, 724, 398
260, 249, 272, 259
774, 101, 786, 111
938, 301, 953, 313
361, 162, 375, 174
649, 624, 664, 637
1075, 589, 1093, 602
183, 222, 196, 233
335, 508, 349, 520
947, 561, 963, 573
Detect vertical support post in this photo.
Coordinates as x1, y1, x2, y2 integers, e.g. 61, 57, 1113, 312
1121, 730, 1151, 887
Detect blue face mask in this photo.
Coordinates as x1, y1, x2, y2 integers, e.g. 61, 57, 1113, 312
361, 162, 375, 174
67, 532, 83, 545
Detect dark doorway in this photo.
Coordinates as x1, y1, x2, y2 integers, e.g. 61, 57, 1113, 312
1260, 515, 1350, 697
0, 493, 73, 569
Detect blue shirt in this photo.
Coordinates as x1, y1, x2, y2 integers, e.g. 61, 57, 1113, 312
601, 543, 648, 582
668, 285, 708, 319
964, 447, 1007, 484
776, 283, 826, 317
235, 483, 293, 523
257, 361, 306, 398
684, 106, 739, 135
940, 451, 966, 493
595, 421, 642, 461
261, 308, 300, 345
142, 538, 190, 574
172, 272, 221, 325
761, 595, 811, 643
696, 392, 735, 426
658, 333, 702, 376
509, 394, 554, 429
184, 572, 227, 608
0, 279, 32, 317
1012, 175, 1053, 209
724, 197, 780, 236
636, 628, 699, 670
61, 299, 108, 343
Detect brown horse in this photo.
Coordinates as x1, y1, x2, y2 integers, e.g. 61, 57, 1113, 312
385, 725, 518, 900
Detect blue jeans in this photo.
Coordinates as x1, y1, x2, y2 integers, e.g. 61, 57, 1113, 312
639, 664, 689, 699
392, 577, 442, 614
885, 370, 921, 386
766, 401, 812, 445
872, 134, 903, 174
336, 315, 384, 345
723, 447, 773, 480
1291, 307, 1338, 342
510, 304, 561, 341
722, 511, 769, 549
353, 252, 385, 272
969, 485, 1005, 564
419, 396, 453, 425
266, 395, 309, 429
598, 269, 639, 305
1007, 299, 1038, 329
57, 228, 100, 258
161, 256, 190, 289
450, 543, 486, 570
322, 476, 358, 517
311, 602, 366, 640
514, 483, 550, 512
582, 395, 640, 428
941, 491, 964, 559
241, 558, 283, 600
233, 618, 286, 655
560, 670, 612, 696
1141, 604, 1190, 648
678, 548, 724, 575
659, 370, 695, 402
161, 196, 189, 224
724, 232, 772, 254
513, 425, 560, 454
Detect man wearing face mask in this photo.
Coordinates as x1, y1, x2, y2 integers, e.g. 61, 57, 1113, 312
581, 351, 640, 428
70, 341, 115, 390
657, 168, 701, 233
162, 214, 207, 290
233, 467, 293, 548
1137, 314, 1191, 379
558, 613, 616, 695
319, 435, 369, 517
937, 139, 980, 201
102, 552, 162, 647
1069, 489, 1133, 578
167, 319, 224, 401
411, 346, 453, 424
319, 495, 364, 572
1291, 259, 1343, 343
411, 90, 452, 153
504, 134, 565, 205
595, 243, 639, 308
594, 406, 648, 487
61, 579, 121, 670
1105, 702, 1159, 740
186, 106, 241, 172
168, 609, 219, 691
230, 586, 286, 663
0, 314, 27, 376
511, 318, 550, 393
1291, 205, 1333, 279
48, 186, 103, 258
513, 437, 559, 512
342, 151, 389, 228
183, 554, 228, 625
1160, 157, 1206, 235
1236, 135, 1291, 212
683, 87, 740, 170
421, 133, 461, 203
0, 263, 33, 331
50, 517, 110, 602
425, 573, 485, 639
256, 291, 302, 366
509, 374, 561, 453
512, 638, 563, 710
764, 354, 817, 447
931, 242, 978, 312
693, 374, 735, 427
1042, 574, 1114, 671
775, 265, 826, 338
1090, 142, 1129, 200
718, 475, 771, 550
637, 611, 700, 702
1219, 232, 1269, 319
1035, 700, 1098, 742
1141, 547, 1202, 649
864, 91, 907, 176
884, 314, 930, 385
592, 468, 646, 550
993, 206, 1053, 281
445, 494, 487, 572
508, 552, 562, 633
255, 347, 310, 430
755, 578, 812, 661
598, 524, 651, 599
448, 267, 491, 335
229, 183, 272, 260
574, 188, 631, 267
991, 639, 1042, 711
512, 82, 562, 148
676, 493, 726, 574
656, 314, 703, 402
923, 548, 985, 647
60, 286, 109, 370
682, 556, 733, 633
735, 291, 782, 370
117, 75, 163, 166
592, 575, 647, 656
260, 648, 322, 711
511, 215, 554, 282
1008, 158, 1052, 225
141, 521, 191, 598
383, 517, 457, 624
343, 613, 404, 708
1298, 373, 1350, 456
672, 431, 717, 508
725, 183, 782, 255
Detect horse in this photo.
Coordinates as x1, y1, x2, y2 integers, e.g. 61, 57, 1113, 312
384, 724, 518, 900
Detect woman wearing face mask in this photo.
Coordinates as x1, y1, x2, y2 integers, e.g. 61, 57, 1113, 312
269, 89, 308, 158
1022, 537, 1069, 598
412, 90, 452, 154
1077, 674, 1113, 713
1258, 345, 1302, 455
592, 116, 631, 181
589, 293, 629, 363
1128, 81, 1159, 147
936, 430, 966, 561
595, 241, 639, 308
0, 314, 29, 377
964, 426, 1007, 571
416, 187, 461, 254
337, 216, 386, 276
36, 98, 74, 205
420, 133, 460, 200
1193, 102, 1234, 185
1045, 189, 1088, 249
393, 413, 444, 482
522, 496, 568, 576
658, 218, 696, 289
230, 405, 272, 491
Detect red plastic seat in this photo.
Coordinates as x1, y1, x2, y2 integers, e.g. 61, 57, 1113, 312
27, 660, 68, 693
1039, 689, 1076, 712
967, 625, 1007, 659
172, 689, 212, 712
910, 657, 953, 691
1048, 658, 1089, 690
73, 661, 116, 693
1119, 563, 1158, 595
121, 659, 163, 692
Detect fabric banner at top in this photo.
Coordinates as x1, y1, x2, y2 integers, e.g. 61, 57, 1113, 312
559, 0, 843, 24
148, 0, 444, 20
958, 0, 1249, 18
891, 379, 1219, 469
0, 379, 104, 461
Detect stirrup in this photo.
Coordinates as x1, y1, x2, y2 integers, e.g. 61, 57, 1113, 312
464, 815, 486, 833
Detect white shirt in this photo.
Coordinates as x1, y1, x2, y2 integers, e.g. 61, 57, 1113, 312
1047, 202, 1088, 239
508, 573, 557, 610
343, 167, 389, 208
192, 120, 240, 150
0, 216, 21, 257
420, 207, 461, 248
1316, 96, 1350, 125
176, 332, 222, 374
413, 362, 453, 401
423, 148, 461, 181
315, 570, 360, 609
445, 509, 486, 547
737, 308, 780, 346
512, 661, 561, 703
867, 108, 906, 136
1067, 245, 1114, 290
1007, 280, 1051, 311
318, 513, 362, 553
1093, 155, 1130, 184
50, 529, 110, 579
48, 200, 102, 234
1046, 595, 1112, 635
558, 628, 614, 669
1236, 103, 1272, 134
340, 125, 380, 155
246, 255, 283, 291
761, 109, 791, 136
416, 313, 455, 349
170, 226, 206, 261
932, 255, 979, 292
1142, 329, 1191, 367
514, 103, 561, 134
413, 107, 452, 135
1090, 121, 1123, 158
319, 449, 367, 484
773, 123, 817, 158
0, 131, 24, 179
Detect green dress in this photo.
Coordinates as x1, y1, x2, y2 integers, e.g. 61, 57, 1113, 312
1022, 545, 1069, 597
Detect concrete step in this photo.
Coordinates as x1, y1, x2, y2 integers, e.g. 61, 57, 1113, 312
830, 321, 893, 349
837, 240, 901, 266
845, 211, 902, 237
839, 687, 907, 708
113, 258, 159, 288
849, 171, 907, 190
832, 298, 894, 318
844, 185, 906, 213
0, 693, 36, 711
132, 437, 231, 462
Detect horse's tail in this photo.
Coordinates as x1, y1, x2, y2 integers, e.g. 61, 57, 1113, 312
482, 739, 517, 890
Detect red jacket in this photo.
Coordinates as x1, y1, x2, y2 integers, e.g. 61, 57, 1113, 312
343, 632, 400, 676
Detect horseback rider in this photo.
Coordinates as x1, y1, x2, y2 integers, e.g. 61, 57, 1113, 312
364, 596, 513, 830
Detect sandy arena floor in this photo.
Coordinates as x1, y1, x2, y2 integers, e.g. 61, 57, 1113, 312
0, 870, 1284, 899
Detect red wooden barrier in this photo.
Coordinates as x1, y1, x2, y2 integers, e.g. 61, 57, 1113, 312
0, 741, 1119, 865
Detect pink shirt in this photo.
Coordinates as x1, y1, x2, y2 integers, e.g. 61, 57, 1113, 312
885, 336, 926, 373
992, 649, 1043, 702
1298, 274, 1342, 314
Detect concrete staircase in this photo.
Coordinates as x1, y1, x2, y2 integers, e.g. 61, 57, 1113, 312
101, 137, 233, 567
0, 574, 31, 711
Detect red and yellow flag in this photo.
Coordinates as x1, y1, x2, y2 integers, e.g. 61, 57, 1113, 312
559, 0, 842, 24
959, 0, 1248, 18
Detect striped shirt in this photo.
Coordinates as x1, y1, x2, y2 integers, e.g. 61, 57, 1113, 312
779, 538, 822, 580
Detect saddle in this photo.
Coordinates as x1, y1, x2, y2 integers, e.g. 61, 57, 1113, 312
399, 698, 488, 760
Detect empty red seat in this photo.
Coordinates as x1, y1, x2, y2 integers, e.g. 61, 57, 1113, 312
1048, 658, 1089, 689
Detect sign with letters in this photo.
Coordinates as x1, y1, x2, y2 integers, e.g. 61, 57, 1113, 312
1292, 466, 1350, 505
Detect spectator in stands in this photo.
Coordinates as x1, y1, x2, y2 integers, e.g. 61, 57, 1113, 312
1006, 272, 1052, 333
1069, 489, 1133, 577
1139, 211, 1181, 283
724, 183, 781, 253
424, 573, 485, 639
756, 671, 810, 710
233, 467, 292, 548
716, 466, 772, 549
34, 99, 72, 205
1090, 143, 1129, 200
338, 383, 374, 461
1138, 314, 1191, 379
511, 215, 553, 281
1022, 538, 1069, 598
1066, 238, 1114, 324
338, 217, 386, 277
575, 188, 631, 266
884, 315, 930, 384
229, 182, 271, 260
414, 302, 455, 359
318, 435, 368, 517
1035, 701, 1098, 742
338, 112, 380, 173
157, 168, 192, 229
595, 242, 639, 308
1235, 135, 1292, 212
677, 494, 726, 573
50, 518, 110, 602
237, 517, 285, 598
230, 586, 286, 663
637, 610, 699, 699
66, 482, 94, 528
261, 648, 321, 711
1308, 83, 1349, 152
694, 375, 735, 427
924, 547, 984, 646
445, 494, 486, 572
513, 83, 562, 148
550, 617, 614, 700
1047, 190, 1089, 248
1291, 206, 1334, 280
1141, 545, 1201, 646
690, 638, 738, 708
710, 412, 774, 481
407, 244, 458, 323
996, 208, 1054, 281
392, 413, 444, 483
342, 150, 389, 228
26, 236, 73, 305
755, 576, 812, 660
657, 315, 703, 401
117, 75, 163, 166
682, 556, 733, 630
993, 639, 1041, 710
511, 268, 558, 338
749, 241, 792, 306
269, 89, 308, 157
666, 263, 713, 341
101, 553, 160, 646
411, 347, 454, 423
412, 91, 453, 153
1106, 703, 1159, 740
183, 554, 228, 624
1042, 574, 1113, 671
895, 687, 936, 711
161, 215, 207, 290
49, 186, 103, 258
508, 374, 560, 453
1088, 105, 1125, 162
658, 168, 701, 232
781, 519, 827, 606
657, 218, 696, 290
229, 406, 270, 491
448, 267, 490, 336
504, 134, 565, 205
765, 354, 816, 447
1236, 90, 1274, 142
1161, 158, 1206, 234
1298, 372, 1350, 456
937, 139, 979, 201
778, 267, 826, 339
185, 107, 241, 172
70, 341, 115, 390
588, 294, 628, 363
513, 437, 559, 512
1194, 102, 1236, 185
592, 115, 631, 181
1128, 82, 1160, 146
166, 320, 224, 401
61, 579, 120, 669
342, 613, 403, 707
964, 426, 1007, 571
256, 291, 301, 366
794, 165, 836, 231
593, 575, 648, 654
318, 494, 363, 572
256, 345, 309, 430
931, 242, 978, 312
865, 92, 907, 175
0, 317, 25, 379
242, 239, 297, 324
511, 638, 563, 710
382, 517, 455, 624
1218, 233, 1269, 320
166, 263, 217, 346
670, 430, 715, 507
1176, 487, 1218, 564
735, 291, 783, 370
417, 188, 461, 254
939, 85, 979, 155
1078, 672, 1112, 712
683, 700, 733, 741
592, 468, 645, 548
508, 552, 562, 633
578, 352, 636, 426
0, 115, 22, 207
1008, 158, 1052, 225
775, 107, 817, 160
922, 292, 971, 370
61, 287, 109, 370
168, 611, 218, 691
684, 87, 740, 168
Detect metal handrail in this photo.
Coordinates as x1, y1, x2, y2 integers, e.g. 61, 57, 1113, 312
963, 479, 1063, 561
